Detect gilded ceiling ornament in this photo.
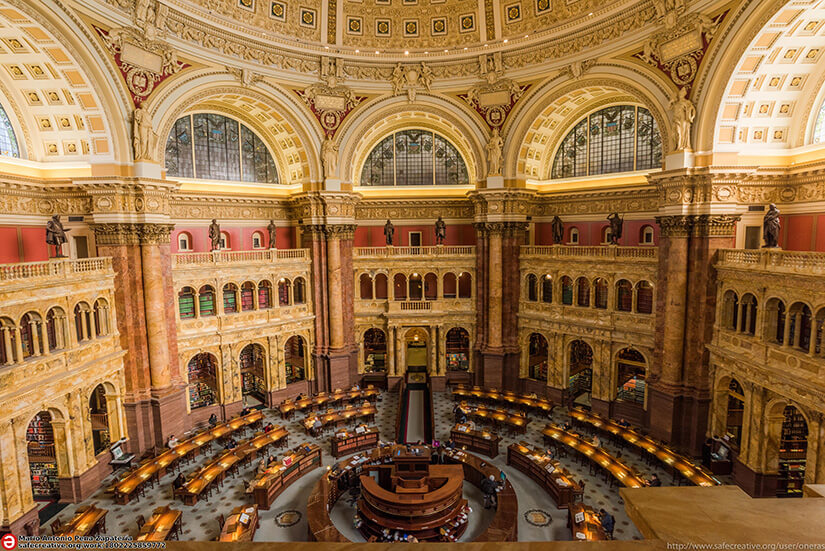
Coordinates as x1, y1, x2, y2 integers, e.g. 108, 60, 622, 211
459, 54, 527, 129
390, 62, 433, 103
297, 58, 363, 138
634, 11, 725, 95
134, 0, 168, 41
95, 26, 188, 107
560, 59, 597, 80
226, 66, 264, 87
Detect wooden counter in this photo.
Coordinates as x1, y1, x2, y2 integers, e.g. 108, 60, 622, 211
568, 503, 607, 541
507, 442, 581, 509
249, 443, 322, 510
542, 423, 646, 488
568, 408, 721, 486
177, 426, 288, 506
219, 505, 259, 542
307, 445, 518, 542
279, 387, 380, 418
136, 505, 182, 541
303, 405, 377, 435
452, 385, 554, 415
331, 427, 379, 457
113, 410, 263, 504
53, 504, 107, 537
450, 424, 501, 458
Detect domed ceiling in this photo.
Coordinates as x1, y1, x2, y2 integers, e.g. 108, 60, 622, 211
144, 0, 655, 62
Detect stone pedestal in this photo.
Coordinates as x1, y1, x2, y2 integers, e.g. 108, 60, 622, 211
150, 385, 188, 447
733, 457, 777, 497
58, 454, 112, 503
2, 505, 40, 535
480, 351, 505, 388
430, 375, 446, 392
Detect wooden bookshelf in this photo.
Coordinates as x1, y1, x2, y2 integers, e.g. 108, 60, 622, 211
450, 424, 501, 458
331, 427, 379, 458
27, 412, 59, 500
507, 442, 581, 508
777, 406, 808, 498
249, 443, 322, 509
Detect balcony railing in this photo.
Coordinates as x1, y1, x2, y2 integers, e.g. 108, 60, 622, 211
355, 246, 475, 258
520, 245, 658, 260
717, 249, 825, 274
173, 248, 310, 266
0, 257, 113, 282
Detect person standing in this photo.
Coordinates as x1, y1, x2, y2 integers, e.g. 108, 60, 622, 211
481, 474, 498, 509
599, 509, 615, 539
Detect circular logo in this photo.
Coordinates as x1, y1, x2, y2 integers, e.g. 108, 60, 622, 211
1, 533, 18, 550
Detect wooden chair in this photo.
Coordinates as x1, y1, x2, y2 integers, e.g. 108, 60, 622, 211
573, 481, 585, 503
50, 520, 62, 535
217, 514, 225, 532
136, 514, 146, 529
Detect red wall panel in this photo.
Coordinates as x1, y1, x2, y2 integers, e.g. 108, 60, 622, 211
783, 215, 814, 251
816, 215, 825, 252
21, 227, 49, 262
0, 227, 19, 263
354, 224, 475, 247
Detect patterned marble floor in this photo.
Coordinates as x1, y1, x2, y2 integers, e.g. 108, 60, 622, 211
42, 389, 725, 542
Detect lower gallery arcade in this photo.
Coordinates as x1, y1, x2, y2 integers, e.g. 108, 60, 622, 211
1, 0, 825, 546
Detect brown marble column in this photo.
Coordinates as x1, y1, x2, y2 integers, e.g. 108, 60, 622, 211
302, 225, 328, 396
649, 214, 739, 453
325, 224, 358, 391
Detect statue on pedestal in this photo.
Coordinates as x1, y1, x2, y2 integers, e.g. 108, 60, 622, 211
551, 215, 564, 245
321, 138, 338, 179
486, 127, 503, 175
607, 213, 623, 245
435, 216, 447, 245
267, 220, 277, 249
45, 215, 70, 258
763, 203, 781, 248
670, 87, 696, 151
384, 219, 395, 246
208, 219, 221, 251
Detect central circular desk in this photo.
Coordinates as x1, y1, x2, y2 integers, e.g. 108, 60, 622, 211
307, 445, 518, 542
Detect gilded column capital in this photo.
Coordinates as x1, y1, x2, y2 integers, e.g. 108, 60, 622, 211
324, 224, 357, 239
139, 223, 176, 244
655, 214, 741, 238
92, 223, 175, 245
475, 221, 529, 236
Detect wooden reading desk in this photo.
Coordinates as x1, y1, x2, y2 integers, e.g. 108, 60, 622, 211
452, 385, 554, 415
464, 404, 529, 434
568, 503, 607, 540
279, 387, 379, 418
302, 404, 377, 435
331, 426, 379, 457
248, 443, 323, 509
542, 423, 646, 488
136, 505, 182, 541
219, 505, 259, 542
53, 504, 108, 537
450, 424, 501, 458
113, 410, 263, 504
568, 408, 721, 486
507, 442, 582, 508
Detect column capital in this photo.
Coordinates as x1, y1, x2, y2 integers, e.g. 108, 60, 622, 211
473, 221, 529, 236
654, 214, 741, 238
92, 223, 175, 245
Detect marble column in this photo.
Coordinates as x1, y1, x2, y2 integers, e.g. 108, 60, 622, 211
324, 224, 358, 390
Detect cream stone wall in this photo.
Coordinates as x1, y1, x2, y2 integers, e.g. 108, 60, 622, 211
709, 249, 825, 486
0, 258, 126, 527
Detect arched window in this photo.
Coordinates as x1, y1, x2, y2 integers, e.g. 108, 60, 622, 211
616, 348, 646, 405
0, 317, 18, 364
766, 298, 786, 344
45, 307, 67, 351
375, 273, 389, 300
813, 98, 825, 144
165, 114, 279, 183
526, 274, 538, 302
616, 280, 632, 311
551, 105, 662, 179
788, 303, 813, 352
640, 225, 655, 245
0, 103, 20, 158
409, 273, 423, 301
636, 281, 653, 314
93, 299, 110, 336
240, 282, 255, 311
739, 294, 758, 335
394, 274, 407, 301
360, 130, 469, 186
568, 227, 579, 245
725, 379, 744, 449
284, 336, 306, 384
294, 277, 306, 304
198, 285, 216, 316
424, 273, 438, 300
20, 312, 43, 358
601, 226, 612, 245
177, 232, 192, 251
252, 231, 264, 249
541, 275, 553, 303
443, 273, 457, 299
223, 283, 238, 313
561, 276, 574, 305
74, 303, 92, 342
360, 274, 374, 300
576, 277, 590, 307
446, 327, 470, 371
594, 278, 608, 309
458, 272, 472, 299
219, 232, 230, 250
89, 385, 110, 455
178, 287, 196, 319
723, 291, 739, 330
278, 279, 292, 306
258, 280, 272, 308
364, 329, 387, 372
187, 353, 218, 409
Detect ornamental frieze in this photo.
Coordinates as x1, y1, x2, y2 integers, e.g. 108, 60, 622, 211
355, 200, 473, 221
459, 53, 529, 130
169, 195, 290, 220
297, 58, 365, 138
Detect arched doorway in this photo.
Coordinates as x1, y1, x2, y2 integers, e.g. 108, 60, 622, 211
27, 411, 60, 501
240, 343, 266, 405
567, 340, 593, 407
89, 385, 111, 455
405, 328, 429, 375
776, 405, 808, 498
364, 329, 387, 373
445, 328, 470, 373
614, 348, 647, 423
187, 353, 218, 410
725, 379, 745, 450
284, 336, 306, 385
527, 333, 549, 382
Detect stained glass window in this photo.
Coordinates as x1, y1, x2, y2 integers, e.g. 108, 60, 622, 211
360, 129, 469, 186
0, 103, 20, 158
165, 114, 278, 183
551, 105, 662, 179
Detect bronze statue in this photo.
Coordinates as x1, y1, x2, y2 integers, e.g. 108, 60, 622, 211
45, 215, 70, 258
551, 215, 564, 245
763, 203, 780, 248
435, 216, 447, 245
384, 219, 395, 246
267, 220, 277, 249
607, 213, 623, 245
208, 219, 221, 251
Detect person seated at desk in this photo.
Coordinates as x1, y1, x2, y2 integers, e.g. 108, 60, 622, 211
167, 434, 179, 448
616, 418, 631, 428
223, 438, 238, 450
296, 393, 307, 401
592, 435, 601, 448
481, 474, 499, 509
240, 406, 251, 416
208, 413, 218, 427
445, 439, 456, 449
173, 473, 186, 491
267, 454, 278, 467
648, 473, 662, 487
599, 509, 615, 539
312, 417, 323, 433
381, 528, 392, 542
560, 421, 573, 431
256, 457, 269, 475
352, 383, 360, 391
263, 423, 274, 433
